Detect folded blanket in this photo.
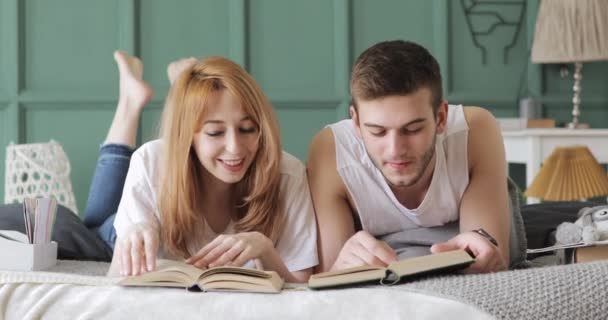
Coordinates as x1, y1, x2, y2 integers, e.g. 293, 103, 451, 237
405, 260, 608, 320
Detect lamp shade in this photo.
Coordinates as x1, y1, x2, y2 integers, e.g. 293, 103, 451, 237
531, 0, 608, 63
524, 146, 608, 201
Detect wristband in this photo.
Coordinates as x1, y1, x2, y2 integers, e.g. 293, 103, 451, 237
472, 228, 498, 247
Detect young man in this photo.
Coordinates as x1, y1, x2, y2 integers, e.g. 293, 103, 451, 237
308, 40, 510, 274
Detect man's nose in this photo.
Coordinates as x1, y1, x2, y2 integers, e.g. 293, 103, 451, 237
387, 132, 405, 156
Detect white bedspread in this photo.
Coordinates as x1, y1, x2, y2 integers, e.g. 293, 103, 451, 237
0, 261, 492, 320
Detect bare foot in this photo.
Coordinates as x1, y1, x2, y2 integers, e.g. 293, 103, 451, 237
104, 51, 154, 147
114, 50, 153, 112
167, 57, 198, 85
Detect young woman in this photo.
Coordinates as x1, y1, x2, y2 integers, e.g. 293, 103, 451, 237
84, 51, 318, 282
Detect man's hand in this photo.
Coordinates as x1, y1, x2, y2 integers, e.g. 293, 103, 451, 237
430, 231, 506, 274
186, 232, 272, 269
330, 231, 398, 271
113, 222, 159, 276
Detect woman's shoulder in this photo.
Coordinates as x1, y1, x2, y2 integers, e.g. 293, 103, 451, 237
279, 151, 306, 183
135, 139, 163, 156
130, 139, 163, 176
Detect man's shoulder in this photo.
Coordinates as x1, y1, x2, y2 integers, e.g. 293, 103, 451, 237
309, 127, 337, 161
461, 106, 503, 169
307, 127, 349, 197
462, 106, 497, 131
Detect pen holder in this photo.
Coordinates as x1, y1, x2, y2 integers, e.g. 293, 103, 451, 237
0, 230, 57, 271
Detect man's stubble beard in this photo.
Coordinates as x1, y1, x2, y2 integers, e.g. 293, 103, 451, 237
383, 134, 437, 189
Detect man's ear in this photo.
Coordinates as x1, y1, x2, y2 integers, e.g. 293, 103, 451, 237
349, 105, 363, 139
435, 101, 449, 134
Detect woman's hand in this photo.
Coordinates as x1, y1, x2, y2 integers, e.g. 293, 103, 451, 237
113, 222, 159, 276
185, 232, 272, 269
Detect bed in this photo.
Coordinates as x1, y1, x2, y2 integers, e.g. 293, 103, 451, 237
1, 259, 606, 320
1, 194, 606, 319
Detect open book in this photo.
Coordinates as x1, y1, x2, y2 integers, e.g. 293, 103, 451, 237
119, 259, 284, 293
309, 250, 474, 290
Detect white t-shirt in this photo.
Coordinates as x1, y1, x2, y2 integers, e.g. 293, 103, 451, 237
327, 104, 469, 236
113, 139, 318, 272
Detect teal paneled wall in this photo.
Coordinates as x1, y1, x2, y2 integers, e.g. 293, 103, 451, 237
352, 0, 436, 56
24, 1, 119, 95
140, 0, 233, 91
1, 0, 607, 213
447, 0, 529, 112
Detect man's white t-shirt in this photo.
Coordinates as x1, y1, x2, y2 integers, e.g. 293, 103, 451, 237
113, 139, 318, 272
328, 104, 470, 236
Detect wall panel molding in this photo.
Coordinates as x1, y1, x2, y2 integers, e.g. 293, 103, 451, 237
15, 0, 24, 95
333, 0, 351, 120
5, 103, 21, 144
22, 0, 120, 95
447, 93, 519, 105
333, 0, 351, 101
541, 95, 607, 105
271, 100, 342, 110
117, 0, 137, 54
229, 0, 246, 67
17, 93, 117, 104
20, 102, 117, 112
434, 0, 450, 97
2, 0, 20, 96
248, 0, 339, 101
139, 0, 232, 94
440, 0, 529, 111
526, 0, 542, 98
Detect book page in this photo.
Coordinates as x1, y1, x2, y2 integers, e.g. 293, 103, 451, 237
200, 265, 271, 279
199, 271, 283, 293
119, 259, 203, 287
310, 265, 383, 279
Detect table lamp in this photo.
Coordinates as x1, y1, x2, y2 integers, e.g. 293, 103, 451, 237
531, 0, 608, 129
524, 146, 608, 201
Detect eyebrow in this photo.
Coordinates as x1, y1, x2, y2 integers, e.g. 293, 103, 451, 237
363, 118, 426, 129
203, 116, 253, 125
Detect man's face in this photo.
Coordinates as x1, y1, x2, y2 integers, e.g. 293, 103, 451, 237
351, 88, 447, 189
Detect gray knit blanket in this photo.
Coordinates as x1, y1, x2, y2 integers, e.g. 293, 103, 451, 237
400, 260, 607, 320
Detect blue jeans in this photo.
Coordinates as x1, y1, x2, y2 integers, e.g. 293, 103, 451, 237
83, 144, 134, 251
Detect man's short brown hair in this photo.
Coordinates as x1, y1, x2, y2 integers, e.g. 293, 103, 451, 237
350, 40, 443, 114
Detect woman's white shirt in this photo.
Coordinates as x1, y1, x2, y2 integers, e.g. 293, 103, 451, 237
113, 139, 318, 272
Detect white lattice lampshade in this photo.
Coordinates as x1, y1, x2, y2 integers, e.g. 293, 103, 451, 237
4, 140, 78, 214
